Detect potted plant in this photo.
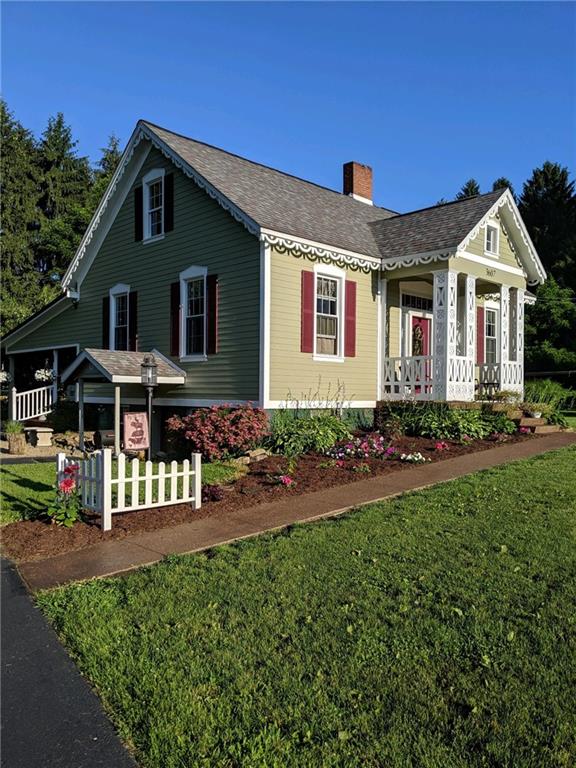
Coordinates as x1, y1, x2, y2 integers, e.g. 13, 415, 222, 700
521, 402, 551, 419
5, 420, 26, 454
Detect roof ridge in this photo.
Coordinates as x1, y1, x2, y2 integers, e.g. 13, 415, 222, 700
140, 120, 398, 216
386, 189, 505, 221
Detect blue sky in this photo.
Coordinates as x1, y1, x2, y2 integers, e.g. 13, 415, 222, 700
2, 1, 575, 212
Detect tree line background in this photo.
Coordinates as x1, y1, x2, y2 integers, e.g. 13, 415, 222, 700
1, 100, 575, 372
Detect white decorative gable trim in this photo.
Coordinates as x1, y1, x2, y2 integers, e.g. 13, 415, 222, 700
260, 229, 381, 273
62, 122, 259, 290
381, 249, 453, 272
456, 189, 546, 285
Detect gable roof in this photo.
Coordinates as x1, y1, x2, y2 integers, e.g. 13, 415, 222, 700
61, 348, 186, 385
141, 121, 397, 259
370, 190, 505, 260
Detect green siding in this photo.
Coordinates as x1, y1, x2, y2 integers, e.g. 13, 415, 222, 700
8, 145, 261, 401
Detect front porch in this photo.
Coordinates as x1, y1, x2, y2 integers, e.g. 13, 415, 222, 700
380, 269, 525, 402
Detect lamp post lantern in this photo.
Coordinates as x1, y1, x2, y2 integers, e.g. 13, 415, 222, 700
140, 353, 158, 461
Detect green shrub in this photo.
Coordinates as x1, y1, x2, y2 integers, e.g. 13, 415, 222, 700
4, 420, 23, 434
391, 403, 516, 441
268, 413, 351, 456
523, 379, 574, 411
340, 408, 374, 431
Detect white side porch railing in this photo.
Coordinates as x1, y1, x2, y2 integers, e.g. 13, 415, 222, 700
10, 385, 57, 422
478, 362, 523, 395
381, 356, 434, 400
57, 449, 202, 531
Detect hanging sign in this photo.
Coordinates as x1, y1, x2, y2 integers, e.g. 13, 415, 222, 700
124, 412, 149, 451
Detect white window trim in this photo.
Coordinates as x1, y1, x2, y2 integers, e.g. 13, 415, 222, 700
313, 263, 346, 363
142, 168, 165, 243
484, 300, 500, 364
109, 283, 131, 351
179, 265, 208, 362
484, 223, 500, 257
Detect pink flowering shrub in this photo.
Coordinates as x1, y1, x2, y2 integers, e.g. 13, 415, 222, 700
326, 433, 396, 461
166, 404, 269, 462
278, 474, 296, 487
47, 464, 84, 527
434, 441, 449, 452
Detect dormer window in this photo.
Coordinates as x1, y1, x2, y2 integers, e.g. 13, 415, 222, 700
485, 224, 499, 255
142, 169, 165, 241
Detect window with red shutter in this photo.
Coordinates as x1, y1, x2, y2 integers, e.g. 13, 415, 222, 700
344, 280, 356, 357
301, 270, 314, 353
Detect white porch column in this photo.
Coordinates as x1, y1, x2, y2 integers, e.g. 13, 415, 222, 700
377, 276, 387, 400
78, 379, 85, 451
508, 287, 524, 396
433, 270, 458, 401
114, 384, 121, 456
459, 274, 477, 401
52, 349, 59, 402
499, 284, 510, 391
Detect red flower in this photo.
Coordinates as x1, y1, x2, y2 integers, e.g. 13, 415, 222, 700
64, 464, 79, 475
59, 477, 76, 494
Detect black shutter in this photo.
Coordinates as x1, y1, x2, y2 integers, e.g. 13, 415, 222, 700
134, 186, 143, 241
129, 291, 138, 351
206, 275, 219, 355
170, 282, 180, 357
164, 173, 174, 232
102, 296, 110, 349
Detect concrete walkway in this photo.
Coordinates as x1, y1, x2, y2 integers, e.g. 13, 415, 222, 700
18, 432, 576, 592
1, 558, 136, 768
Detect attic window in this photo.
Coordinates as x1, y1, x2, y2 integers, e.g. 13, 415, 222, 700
485, 224, 499, 255
142, 169, 165, 240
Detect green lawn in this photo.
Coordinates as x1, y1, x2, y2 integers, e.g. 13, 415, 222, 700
562, 410, 576, 429
0, 460, 239, 526
38, 447, 576, 768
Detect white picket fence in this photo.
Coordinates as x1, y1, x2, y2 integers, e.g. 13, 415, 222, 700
11, 385, 56, 421
57, 449, 202, 531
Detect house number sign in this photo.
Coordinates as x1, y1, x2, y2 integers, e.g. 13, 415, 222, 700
486, 268, 496, 277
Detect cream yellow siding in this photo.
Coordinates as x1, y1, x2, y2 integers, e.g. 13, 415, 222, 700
269, 250, 379, 404
466, 217, 523, 270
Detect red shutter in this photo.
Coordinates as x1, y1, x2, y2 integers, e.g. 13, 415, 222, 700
476, 306, 485, 364
301, 270, 314, 353
102, 296, 110, 349
206, 275, 219, 355
128, 291, 138, 351
134, 187, 143, 241
170, 282, 180, 356
344, 280, 357, 357
164, 173, 174, 232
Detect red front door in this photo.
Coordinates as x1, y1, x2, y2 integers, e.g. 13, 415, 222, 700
411, 316, 432, 394
411, 316, 431, 356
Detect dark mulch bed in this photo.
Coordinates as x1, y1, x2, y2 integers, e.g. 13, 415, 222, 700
1, 433, 537, 564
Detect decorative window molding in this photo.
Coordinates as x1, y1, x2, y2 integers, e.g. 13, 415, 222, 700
109, 283, 131, 351
179, 265, 207, 362
485, 223, 499, 256
142, 168, 165, 241
313, 262, 345, 362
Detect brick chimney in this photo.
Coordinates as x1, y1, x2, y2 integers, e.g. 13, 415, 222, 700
343, 161, 373, 204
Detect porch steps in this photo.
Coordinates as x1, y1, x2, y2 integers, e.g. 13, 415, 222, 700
515, 417, 547, 428
533, 425, 562, 434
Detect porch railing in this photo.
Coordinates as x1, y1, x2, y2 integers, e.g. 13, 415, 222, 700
381, 356, 434, 400
10, 385, 57, 422
478, 363, 523, 396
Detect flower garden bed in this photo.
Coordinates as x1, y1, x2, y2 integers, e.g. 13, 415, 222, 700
1, 431, 537, 564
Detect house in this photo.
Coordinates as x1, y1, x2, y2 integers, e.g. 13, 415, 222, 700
2, 120, 546, 439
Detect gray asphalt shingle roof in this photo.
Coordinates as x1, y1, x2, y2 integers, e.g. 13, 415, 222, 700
144, 122, 505, 261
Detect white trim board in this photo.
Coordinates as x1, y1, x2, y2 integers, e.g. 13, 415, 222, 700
258, 241, 271, 408
6, 343, 80, 356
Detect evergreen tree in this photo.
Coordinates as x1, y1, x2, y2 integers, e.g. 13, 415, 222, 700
519, 161, 576, 288
492, 177, 516, 200
455, 179, 481, 199
35, 113, 93, 282
0, 101, 44, 331
86, 135, 122, 211
525, 277, 576, 371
